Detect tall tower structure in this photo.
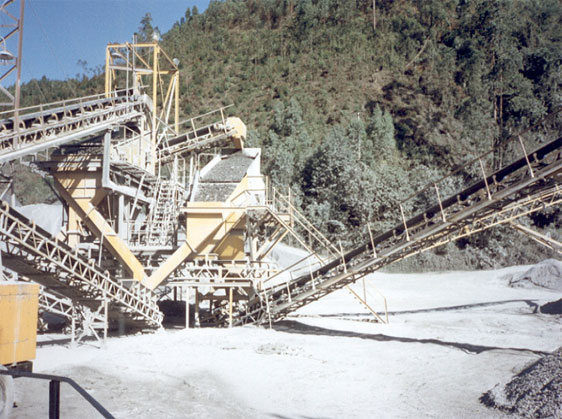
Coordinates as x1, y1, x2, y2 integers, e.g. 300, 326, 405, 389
0, 0, 24, 110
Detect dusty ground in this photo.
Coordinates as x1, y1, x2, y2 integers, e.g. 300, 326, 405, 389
11, 263, 562, 418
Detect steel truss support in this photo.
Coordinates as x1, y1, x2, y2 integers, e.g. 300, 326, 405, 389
105, 42, 180, 140
70, 297, 108, 346
0, 93, 147, 164
510, 221, 562, 256
0, 200, 163, 328
235, 129, 562, 326
0, 0, 24, 109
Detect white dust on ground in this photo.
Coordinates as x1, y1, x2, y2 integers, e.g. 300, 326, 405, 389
12, 261, 562, 418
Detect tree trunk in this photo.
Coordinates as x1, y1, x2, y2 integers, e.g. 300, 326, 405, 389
373, 0, 377, 31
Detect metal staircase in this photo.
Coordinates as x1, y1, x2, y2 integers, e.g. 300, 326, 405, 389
146, 180, 180, 246
0, 201, 163, 328
235, 130, 562, 326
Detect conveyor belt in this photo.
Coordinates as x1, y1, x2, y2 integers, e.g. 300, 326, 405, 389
236, 133, 562, 326
0, 201, 163, 328
0, 94, 147, 163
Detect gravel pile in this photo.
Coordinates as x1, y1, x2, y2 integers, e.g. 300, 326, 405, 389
192, 151, 254, 202
201, 152, 254, 183
507, 259, 562, 291
193, 183, 238, 202
480, 347, 562, 418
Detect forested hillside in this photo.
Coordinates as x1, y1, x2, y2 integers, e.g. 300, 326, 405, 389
11, 0, 562, 269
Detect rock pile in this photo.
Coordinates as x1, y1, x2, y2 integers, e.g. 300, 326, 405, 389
481, 347, 562, 418
507, 259, 562, 291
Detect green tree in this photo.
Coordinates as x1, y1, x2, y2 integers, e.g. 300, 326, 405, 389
138, 13, 155, 42
301, 126, 375, 242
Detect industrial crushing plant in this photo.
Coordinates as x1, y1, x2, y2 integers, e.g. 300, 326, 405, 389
0, 27, 561, 342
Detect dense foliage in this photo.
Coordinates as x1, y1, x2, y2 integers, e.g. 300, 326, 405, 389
11, 0, 562, 267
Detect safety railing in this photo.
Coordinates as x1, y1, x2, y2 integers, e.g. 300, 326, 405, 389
269, 186, 340, 259
0, 369, 114, 419
395, 107, 562, 235
157, 105, 235, 163
0, 90, 147, 163
0, 88, 134, 123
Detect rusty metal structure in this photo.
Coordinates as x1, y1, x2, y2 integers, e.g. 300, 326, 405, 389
0, 36, 561, 341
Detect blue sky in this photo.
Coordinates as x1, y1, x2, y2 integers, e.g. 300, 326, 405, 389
9, 0, 210, 82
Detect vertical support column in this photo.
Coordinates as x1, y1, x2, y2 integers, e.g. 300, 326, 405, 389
117, 194, 126, 240
338, 240, 347, 273
367, 223, 377, 258
174, 71, 179, 133
14, 0, 24, 113
518, 135, 535, 178
434, 184, 447, 222
70, 306, 76, 346
105, 46, 111, 96
185, 286, 191, 329
228, 288, 233, 328
194, 288, 200, 328
102, 292, 108, 344
478, 158, 492, 200
399, 204, 410, 241
0, 245, 4, 281
152, 44, 158, 146
49, 380, 61, 419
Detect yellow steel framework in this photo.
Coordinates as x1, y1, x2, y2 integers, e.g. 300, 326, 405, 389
105, 42, 180, 139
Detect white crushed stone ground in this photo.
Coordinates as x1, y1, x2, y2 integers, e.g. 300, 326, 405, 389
10, 261, 561, 418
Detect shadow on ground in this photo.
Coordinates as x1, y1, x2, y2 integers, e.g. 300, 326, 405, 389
273, 320, 548, 356
292, 299, 540, 319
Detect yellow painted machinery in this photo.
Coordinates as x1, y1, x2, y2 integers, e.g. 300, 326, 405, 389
0, 282, 38, 417
0, 282, 38, 368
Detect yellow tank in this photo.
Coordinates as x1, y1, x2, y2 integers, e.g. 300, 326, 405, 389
0, 283, 39, 366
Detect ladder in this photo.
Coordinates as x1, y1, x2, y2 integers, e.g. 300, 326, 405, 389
146, 180, 179, 246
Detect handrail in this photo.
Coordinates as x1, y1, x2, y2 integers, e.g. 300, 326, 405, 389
271, 186, 340, 257
0, 88, 136, 120
0, 369, 114, 418
399, 107, 562, 206
176, 105, 233, 128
